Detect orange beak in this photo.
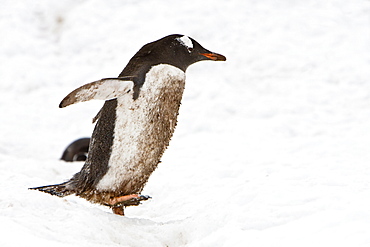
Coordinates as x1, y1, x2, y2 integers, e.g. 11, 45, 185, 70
200, 52, 227, 61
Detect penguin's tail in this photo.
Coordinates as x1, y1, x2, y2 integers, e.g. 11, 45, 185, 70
29, 182, 75, 197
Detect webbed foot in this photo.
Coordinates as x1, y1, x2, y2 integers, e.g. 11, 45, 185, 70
108, 194, 151, 216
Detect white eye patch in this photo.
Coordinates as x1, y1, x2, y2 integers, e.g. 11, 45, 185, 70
176, 35, 193, 52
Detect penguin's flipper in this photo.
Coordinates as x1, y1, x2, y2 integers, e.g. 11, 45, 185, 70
59, 77, 134, 108
29, 182, 75, 197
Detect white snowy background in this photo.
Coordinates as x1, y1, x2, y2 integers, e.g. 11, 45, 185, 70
1, 0, 370, 246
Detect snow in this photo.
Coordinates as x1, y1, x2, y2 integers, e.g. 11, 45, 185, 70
1, 0, 370, 246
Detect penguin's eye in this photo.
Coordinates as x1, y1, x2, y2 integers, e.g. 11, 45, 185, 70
187, 47, 193, 53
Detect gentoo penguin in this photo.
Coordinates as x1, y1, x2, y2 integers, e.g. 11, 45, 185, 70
61, 137, 90, 162
30, 34, 226, 216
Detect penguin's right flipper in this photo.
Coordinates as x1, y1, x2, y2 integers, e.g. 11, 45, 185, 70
59, 77, 135, 108
29, 182, 74, 197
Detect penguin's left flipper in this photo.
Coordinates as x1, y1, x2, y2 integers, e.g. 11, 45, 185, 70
108, 194, 152, 207
59, 77, 135, 108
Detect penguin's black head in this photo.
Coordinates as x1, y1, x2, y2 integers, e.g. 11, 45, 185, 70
133, 34, 226, 72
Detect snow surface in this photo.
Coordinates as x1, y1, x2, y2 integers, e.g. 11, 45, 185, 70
1, 0, 370, 246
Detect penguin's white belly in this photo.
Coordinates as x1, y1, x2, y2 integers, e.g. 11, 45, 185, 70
96, 64, 186, 192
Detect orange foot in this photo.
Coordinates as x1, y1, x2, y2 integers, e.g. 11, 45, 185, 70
108, 194, 151, 216
112, 205, 125, 216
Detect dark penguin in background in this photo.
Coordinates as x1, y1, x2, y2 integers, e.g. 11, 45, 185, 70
30, 34, 226, 216
61, 137, 90, 162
